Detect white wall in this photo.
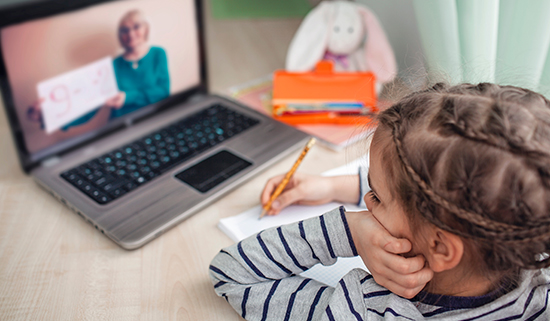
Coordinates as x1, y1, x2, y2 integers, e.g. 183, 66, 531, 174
355, 0, 426, 88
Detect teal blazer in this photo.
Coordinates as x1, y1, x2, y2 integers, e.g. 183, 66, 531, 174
111, 46, 170, 117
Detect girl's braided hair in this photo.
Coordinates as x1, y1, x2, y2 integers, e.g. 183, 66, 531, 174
377, 82, 550, 272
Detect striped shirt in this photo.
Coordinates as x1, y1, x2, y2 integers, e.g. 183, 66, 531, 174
209, 206, 550, 320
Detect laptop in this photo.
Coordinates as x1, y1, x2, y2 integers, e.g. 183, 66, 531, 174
0, 0, 309, 249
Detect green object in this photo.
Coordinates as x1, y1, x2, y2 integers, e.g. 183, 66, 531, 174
210, 0, 312, 19
457, 0, 499, 84
413, 0, 462, 83
112, 46, 170, 118
495, 0, 550, 90
412, 0, 550, 96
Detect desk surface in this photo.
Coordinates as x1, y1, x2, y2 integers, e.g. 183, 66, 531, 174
0, 4, 365, 321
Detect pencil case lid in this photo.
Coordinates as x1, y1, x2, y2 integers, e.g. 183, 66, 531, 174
272, 60, 377, 106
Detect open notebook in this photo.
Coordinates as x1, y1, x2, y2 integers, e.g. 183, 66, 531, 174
218, 159, 370, 287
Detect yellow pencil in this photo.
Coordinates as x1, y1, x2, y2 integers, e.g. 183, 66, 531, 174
259, 137, 316, 219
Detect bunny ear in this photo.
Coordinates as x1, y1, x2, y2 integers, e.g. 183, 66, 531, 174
286, 2, 333, 71
356, 5, 397, 83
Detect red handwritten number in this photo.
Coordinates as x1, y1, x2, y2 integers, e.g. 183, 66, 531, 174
98, 66, 113, 95
93, 68, 101, 85
50, 85, 71, 117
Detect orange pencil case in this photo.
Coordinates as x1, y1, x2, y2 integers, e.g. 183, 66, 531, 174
272, 60, 377, 125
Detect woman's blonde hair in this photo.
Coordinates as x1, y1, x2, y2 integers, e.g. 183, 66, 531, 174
118, 9, 150, 45
376, 83, 550, 279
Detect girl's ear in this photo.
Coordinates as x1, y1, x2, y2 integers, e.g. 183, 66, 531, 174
426, 229, 464, 273
355, 5, 397, 83
286, 2, 333, 71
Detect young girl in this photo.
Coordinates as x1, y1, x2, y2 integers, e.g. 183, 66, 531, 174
209, 83, 550, 320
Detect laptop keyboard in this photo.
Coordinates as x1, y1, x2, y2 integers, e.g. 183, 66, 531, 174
60, 104, 260, 205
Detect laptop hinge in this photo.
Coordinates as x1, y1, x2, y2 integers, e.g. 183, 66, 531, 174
41, 156, 61, 168
189, 93, 207, 103
124, 117, 134, 128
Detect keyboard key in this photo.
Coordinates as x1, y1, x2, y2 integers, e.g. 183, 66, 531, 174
123, 181, 137, 191
95, 177, 107, 186
61, 171, 79, 183
60, 104, 259, 205
82, 184, 93, 193
109, 188, 126, 198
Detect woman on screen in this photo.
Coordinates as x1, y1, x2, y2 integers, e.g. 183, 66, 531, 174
106, 9, 170, 117
28, 9, 171, 130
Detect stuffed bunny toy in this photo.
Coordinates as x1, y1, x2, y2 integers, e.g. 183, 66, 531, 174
286, 1, 397, 84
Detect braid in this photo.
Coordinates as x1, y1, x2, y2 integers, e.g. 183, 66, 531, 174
392, 123, 550, 243
392, 125, 520, 234
438, 95, 550, 161
379, 82, 550, 270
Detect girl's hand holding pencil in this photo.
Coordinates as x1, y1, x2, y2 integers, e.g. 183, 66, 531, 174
259, 138, 316, 218
260, 173, 341, 216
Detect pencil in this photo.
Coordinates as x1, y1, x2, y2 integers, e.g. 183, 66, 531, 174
259, 137, 316, 219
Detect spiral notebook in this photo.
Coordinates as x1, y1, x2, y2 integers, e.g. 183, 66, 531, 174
218, 159, 370, 287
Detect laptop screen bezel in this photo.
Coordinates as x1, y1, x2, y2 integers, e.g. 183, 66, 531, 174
0, 0, 208, 173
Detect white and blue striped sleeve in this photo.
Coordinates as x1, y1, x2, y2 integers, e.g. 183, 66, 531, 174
209, 206, 358, 321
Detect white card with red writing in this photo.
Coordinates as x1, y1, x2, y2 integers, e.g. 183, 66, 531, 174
37, 56, 119, 133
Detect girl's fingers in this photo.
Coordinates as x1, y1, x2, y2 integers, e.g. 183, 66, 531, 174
260, 176, 284, 204
382, 238, 412, 255
379, 253, 426, 275
369, 258, 433, 298
383, 265, 434, 294
374, 277, 427, 299
366, 215, 412, 255
271, 188, 304, 212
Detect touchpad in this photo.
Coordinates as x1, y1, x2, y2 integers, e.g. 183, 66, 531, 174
175, 150, 252, 193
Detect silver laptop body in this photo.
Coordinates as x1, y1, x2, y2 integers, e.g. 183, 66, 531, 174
0, 0, 308, 249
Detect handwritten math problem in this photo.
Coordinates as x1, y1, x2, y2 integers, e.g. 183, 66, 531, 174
38, 56, 118, 133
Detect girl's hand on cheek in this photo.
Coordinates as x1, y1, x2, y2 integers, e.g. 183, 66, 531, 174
346, 211, 434, 299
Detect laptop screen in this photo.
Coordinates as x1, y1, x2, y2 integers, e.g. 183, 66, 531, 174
0, 0, 203, 168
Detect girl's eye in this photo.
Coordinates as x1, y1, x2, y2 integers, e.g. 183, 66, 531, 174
367, 191, 380, 204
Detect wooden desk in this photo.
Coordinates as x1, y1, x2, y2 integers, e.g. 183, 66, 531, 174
0, 5, 362, 321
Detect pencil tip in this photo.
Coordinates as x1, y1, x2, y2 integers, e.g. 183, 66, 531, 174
259, 209, 266, 220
